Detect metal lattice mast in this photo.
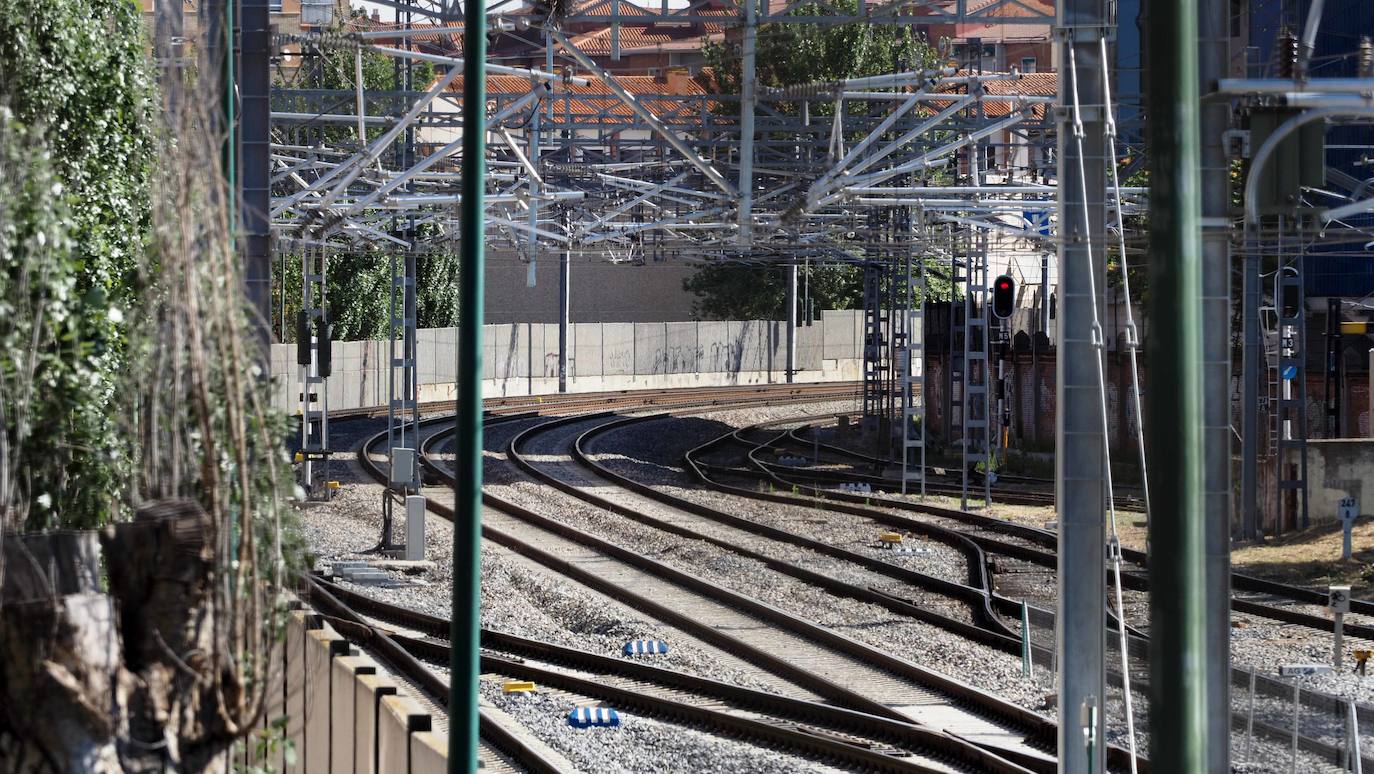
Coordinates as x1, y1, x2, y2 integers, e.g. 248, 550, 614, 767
1055, 0, 1110, 768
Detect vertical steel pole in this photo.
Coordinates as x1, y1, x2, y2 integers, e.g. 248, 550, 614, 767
1055, 0, 1108, 769
1146, 0, 1208, 768
527, 70, 541, 289
153, 0, 184, 110
559, 241, 570, 393
1242, 244, 1261, 538
736, 0, 756, 245
786, 263, 798, 383
449, 0, 486, 766
240, 0, 270, 353
1198, 0, 1232, 767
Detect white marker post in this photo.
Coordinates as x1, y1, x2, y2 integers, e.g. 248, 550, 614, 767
1340, 497, 1360, 560
1331, 585, 1352, 670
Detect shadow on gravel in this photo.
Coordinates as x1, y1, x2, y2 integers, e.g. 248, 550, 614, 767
583, 414, 740, 486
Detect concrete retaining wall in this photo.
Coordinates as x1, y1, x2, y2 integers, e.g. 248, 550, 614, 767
270, 310, 864, 413
1306, 439, 1374, 526
236, 607, 452, 774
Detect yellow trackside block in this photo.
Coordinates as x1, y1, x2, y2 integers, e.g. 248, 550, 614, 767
327, 481, 341, 490
879, 532, 903, 544
1341, 321, 1370, 334
294, 452, 304, 463
502, 680, 536, 694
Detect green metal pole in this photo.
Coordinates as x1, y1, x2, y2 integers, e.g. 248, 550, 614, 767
449, 0, 486, 768
1145, 0, 1208, 768
223, 0, 236, 207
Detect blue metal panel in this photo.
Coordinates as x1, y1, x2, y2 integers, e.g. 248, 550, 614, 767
1303, 255, 1374, 298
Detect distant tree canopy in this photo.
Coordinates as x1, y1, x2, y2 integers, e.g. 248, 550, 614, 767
683, 262, 864, 320
702, 0, 939, 98
685, 4, 941, 320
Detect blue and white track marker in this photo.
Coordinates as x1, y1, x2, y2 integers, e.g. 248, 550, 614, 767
622, 639, 670, 655
567, 706, 621, 728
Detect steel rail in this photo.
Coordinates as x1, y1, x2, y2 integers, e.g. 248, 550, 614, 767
512, 415, 1021, 649
714, 417, 1374, 641
670, 414, 1374, 762
308, 576, 1034, 774
300, 577, 568, 774
362, 420, 1047, 771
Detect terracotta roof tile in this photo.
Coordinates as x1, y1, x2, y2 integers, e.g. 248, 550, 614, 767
445, 71, 719, 119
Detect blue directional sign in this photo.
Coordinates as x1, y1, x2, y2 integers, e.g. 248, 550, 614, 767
1282, 364, 1298, 381
1023, 210, 1052, 236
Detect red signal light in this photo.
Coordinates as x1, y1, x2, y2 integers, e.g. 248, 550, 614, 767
992, 275, 1015, 319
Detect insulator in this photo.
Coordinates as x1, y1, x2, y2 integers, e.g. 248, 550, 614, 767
1276, 29, 1299, 78
1360, 36, 1373, 78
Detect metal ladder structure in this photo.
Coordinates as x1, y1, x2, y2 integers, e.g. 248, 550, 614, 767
1261, 303, 1279, 457
297, 246, 332, 500
1275, 263, 1310, 532
960, 226, 994, 509
861, 211, 890, 436
900, 207, 926, 496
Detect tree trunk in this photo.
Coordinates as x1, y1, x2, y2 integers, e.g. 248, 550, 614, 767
0, 500, 245, 772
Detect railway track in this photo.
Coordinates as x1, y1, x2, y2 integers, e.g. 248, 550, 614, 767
438, 410, 1078, 770
770, 419, 1144, 511
338, 387, 1370, 770
650, 413, 1374, 769
328, 381, 862, 421
698, 414, 1374, 643
307, 576, 1032, 774
356, 391, 1043, 772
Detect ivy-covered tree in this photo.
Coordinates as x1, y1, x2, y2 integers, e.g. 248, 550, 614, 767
684, 3, 942, 320
0, 0, 154, 528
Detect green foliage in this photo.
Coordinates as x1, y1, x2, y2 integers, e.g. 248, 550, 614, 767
682, 262, 862, 320
271, 13, 457, 342
0, 0, 154, 529
0, 0, 154, 303
686, 5, 943, 318
274, 249, 461, 341
682, 258, 954, 320
703, 0, 938, 98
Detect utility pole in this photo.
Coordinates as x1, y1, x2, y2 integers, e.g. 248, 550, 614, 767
1054, 0, 1108, 769
736, 0, 756, 245
450, 0, 486, 767
1241, 242, 1260, 539
786, 263, 797, 382
1198, 0, 1233, 767
241, 0, 271, 354
1147, 0, 1208, 772
559, 213, 571, 393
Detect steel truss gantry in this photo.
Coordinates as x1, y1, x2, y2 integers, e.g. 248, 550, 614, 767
268, 10, 1085, 460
